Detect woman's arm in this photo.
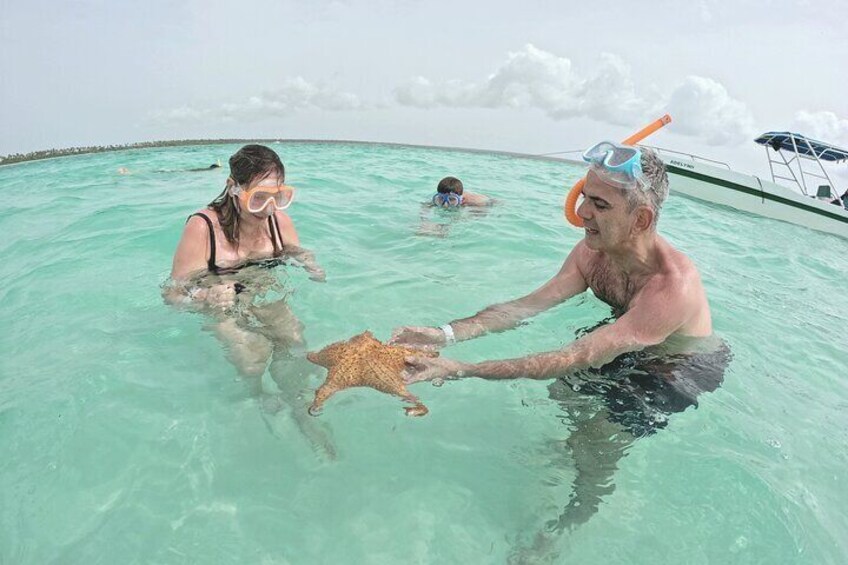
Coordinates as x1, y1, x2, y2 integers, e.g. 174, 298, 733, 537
163, 215, 236, 308
170, 215, 211, 280
275, 211, 325, 281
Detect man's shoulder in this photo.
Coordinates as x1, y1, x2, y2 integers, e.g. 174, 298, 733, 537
663, 241, 700, 278
651, 242, 703, 296
571, 239, 603, 266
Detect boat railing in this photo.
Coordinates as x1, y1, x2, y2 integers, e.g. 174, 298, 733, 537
639, 145, 732, 169
764, 143, 838, 197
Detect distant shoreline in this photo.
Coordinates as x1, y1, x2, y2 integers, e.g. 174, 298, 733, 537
0, 139, 583, 167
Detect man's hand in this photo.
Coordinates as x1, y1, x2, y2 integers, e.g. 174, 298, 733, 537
389, 326, 447, 351
403, 356, 469, 384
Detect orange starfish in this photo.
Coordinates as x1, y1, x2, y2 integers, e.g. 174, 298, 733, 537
306, 331, 438, 416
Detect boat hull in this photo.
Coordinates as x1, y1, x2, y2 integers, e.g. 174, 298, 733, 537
661, 156, 848, 240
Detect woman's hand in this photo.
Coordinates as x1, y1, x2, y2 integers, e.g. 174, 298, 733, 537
203, 283, 237, 309
389, 326, 447, 351
288, 247, 326, 282
306, 264, 326, 282
403, 356, 470, 384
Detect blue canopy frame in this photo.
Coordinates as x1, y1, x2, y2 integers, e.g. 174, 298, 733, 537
754, 132, 848, 162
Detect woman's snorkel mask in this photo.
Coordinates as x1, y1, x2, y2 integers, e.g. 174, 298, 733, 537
432, 192, 464, 208
230, 178, 296, 213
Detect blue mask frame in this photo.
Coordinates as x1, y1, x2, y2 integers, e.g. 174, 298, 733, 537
432, 193, 463, 207
582, 141, 644, 184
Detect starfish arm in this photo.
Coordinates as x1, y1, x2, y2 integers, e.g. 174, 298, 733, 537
307, 341, 351, 368
309, 381, 339, 416
364, 357, 408, 395
399, 390, 429, 417
398, 387, 418, 404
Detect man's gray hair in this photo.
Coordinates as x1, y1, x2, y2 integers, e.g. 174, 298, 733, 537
622, 148, 669, 227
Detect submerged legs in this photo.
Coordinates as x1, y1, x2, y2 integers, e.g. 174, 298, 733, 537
551, 408, 635, 533
267, 351, 337, 460
208, 299, 336, 459
510, 394, 637, 563
211, 317, 273, 380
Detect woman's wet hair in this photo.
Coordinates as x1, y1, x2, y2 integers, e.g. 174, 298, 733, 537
209, 145, 286, 246
437, 176, 464, 195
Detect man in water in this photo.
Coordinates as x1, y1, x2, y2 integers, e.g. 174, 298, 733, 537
393, 143, 728, 540
186, 160, 222, 172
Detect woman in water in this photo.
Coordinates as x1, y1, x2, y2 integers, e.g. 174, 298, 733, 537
165, 144, 333, 454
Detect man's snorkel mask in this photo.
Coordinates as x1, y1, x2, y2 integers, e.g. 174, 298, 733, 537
582, 141, 649, 191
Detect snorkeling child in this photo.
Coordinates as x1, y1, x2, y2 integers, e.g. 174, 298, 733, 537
431, 176, 492, 208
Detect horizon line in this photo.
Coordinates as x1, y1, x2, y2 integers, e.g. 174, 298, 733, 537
0, 138, 585, 167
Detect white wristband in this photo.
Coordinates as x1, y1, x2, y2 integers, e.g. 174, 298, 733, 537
440, 324, 456, 345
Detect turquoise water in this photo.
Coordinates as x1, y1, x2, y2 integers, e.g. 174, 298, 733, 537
1, 142, 846, 564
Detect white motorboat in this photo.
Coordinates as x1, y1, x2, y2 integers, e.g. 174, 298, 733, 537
650, 132, 848, 239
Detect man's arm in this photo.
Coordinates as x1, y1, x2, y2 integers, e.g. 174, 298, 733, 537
450, 242, 590, 341
392, 243, 591, 349
404, 274, 695, 382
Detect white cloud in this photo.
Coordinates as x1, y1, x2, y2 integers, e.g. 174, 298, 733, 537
662, 76, 757, 145
792, 110, 848, 146
151, 77, 364, 123
394, 44, 649, 126
698, 0, 715, 23
151, 45, 760, 148
395, 44, 757, 146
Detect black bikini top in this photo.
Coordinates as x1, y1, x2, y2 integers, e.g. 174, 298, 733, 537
188, 212, 286, 275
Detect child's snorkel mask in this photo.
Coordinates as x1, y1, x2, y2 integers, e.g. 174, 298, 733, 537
432, 192, 463, 208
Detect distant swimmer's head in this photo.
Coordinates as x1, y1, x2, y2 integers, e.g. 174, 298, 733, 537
433, 176, 464, 208
117, 167, 130, 175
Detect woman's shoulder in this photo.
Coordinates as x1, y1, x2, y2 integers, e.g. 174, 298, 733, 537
183, 208, 218, 235
273, 210, 300, 246
273, 210, 295, 228
186, 208, 217, 225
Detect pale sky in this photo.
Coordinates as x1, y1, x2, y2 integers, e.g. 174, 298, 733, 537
2, 0, 847, 181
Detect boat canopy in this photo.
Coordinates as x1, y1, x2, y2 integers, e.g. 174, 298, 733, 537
754, 132, 848, 162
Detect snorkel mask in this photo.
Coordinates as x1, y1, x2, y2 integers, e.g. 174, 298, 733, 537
432, 192, 463, 208
231, 179, 296, 213
582, 141, 648, 191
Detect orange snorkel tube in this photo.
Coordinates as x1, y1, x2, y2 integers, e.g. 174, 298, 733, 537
564, 114, 672, 227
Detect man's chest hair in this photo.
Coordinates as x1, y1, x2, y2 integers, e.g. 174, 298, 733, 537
585, 259, 641, 313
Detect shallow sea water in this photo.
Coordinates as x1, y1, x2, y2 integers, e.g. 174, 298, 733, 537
0, 142, 846, 564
